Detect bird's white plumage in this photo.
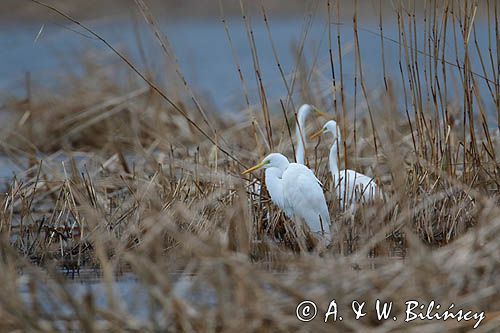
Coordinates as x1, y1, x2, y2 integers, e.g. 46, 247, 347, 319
319, 120, 382, 210
249, 103, 314, 207
243, 153, 331, 237
282, 163, 331, 234
334, 169, 380, 209
264, 163, 286, 211
295, 104, 314, 165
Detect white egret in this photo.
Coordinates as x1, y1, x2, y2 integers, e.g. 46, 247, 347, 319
245, 104, 323, 222
311, 120, 382, 211
242, 153, 331, 237
295, 104, 326, 165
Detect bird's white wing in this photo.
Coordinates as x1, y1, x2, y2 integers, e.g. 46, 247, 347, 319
282, 164, 331, 233
338, 169, 381, 203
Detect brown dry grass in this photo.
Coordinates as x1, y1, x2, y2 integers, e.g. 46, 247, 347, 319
0, 0, 499, 331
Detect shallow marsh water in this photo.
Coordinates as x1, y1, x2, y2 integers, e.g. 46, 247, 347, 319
0, 15, 497, 120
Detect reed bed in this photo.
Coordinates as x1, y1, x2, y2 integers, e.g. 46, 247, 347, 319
0, 0, 499, 331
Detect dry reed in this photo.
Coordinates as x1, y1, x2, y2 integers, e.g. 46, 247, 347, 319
0, 0, 499, 331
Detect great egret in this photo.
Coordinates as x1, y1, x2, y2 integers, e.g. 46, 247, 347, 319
311, 120, 382, 210
242, 153, 331, 237
245, 104, 324, 224
295, 104, 326, 165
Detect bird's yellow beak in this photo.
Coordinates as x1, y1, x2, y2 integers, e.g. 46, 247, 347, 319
242, 160, 266, 175
313, 107, 328, 118
310, 128, 325, 140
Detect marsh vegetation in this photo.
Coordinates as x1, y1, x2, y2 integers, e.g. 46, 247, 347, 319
0, 0, 499, 331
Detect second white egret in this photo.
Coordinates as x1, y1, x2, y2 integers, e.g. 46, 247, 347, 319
311, 120, 383, 211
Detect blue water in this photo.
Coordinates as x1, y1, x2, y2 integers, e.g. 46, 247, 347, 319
1, 14, 496, 117
17, 272, 217, 327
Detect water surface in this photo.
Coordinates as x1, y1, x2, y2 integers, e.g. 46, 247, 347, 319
1, 15, 496, 116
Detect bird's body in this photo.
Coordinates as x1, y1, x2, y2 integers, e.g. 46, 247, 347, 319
245, 104, 326, 234
313, 120, 382, 211
282, 163, 331, 234
242, 153, 331, 237
333, 168, 381, 210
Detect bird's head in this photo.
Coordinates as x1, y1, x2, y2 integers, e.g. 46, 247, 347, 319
297, 104, 328, 122
242, 153, 289, 175
310, 120, 340, 141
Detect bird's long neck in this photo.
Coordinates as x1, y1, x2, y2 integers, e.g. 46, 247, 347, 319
329, 137, 340, 179
265, 167, 285, 209
295, 111, 308, 165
